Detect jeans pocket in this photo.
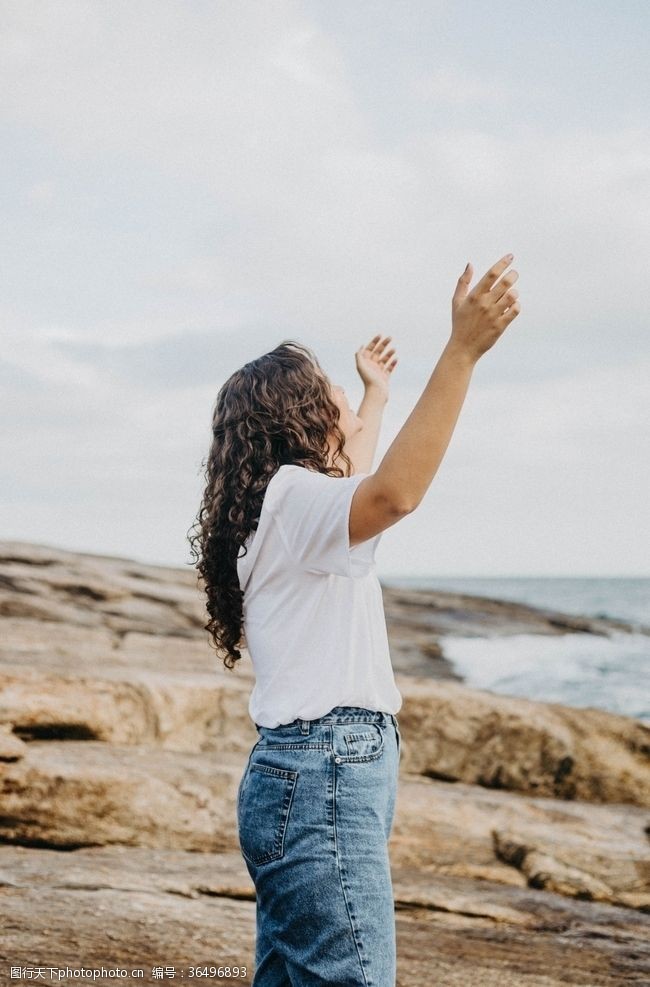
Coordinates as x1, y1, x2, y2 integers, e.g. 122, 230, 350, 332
339, 722, 385, 763
237, 761, 298, 866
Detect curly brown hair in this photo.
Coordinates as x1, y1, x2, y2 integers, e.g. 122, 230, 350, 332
187, 340, 353, 670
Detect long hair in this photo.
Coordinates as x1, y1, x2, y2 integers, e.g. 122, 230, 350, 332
187, 340, 353, 670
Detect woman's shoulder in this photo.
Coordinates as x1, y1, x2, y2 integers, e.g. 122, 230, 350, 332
270, 463, 322, 483
264, 463, 316, 498
263, 464, 342, 513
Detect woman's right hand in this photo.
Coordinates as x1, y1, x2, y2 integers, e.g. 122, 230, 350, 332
450, 253, 521, 363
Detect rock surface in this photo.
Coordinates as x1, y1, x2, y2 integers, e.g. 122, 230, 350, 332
1, 539, 649, 986
2, 845, 649, 987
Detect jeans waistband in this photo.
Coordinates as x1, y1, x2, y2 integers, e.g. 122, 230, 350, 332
274, 706, 397, 735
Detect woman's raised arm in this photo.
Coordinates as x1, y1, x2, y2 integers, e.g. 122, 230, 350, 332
349, 253, 521, 546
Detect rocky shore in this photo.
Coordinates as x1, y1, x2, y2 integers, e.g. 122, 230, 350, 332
1, 540, 649, 986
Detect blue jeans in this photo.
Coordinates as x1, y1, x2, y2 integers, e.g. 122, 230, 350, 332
236, 706, 402, 987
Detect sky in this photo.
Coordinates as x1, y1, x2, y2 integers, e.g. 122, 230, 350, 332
2, 0, 649, 578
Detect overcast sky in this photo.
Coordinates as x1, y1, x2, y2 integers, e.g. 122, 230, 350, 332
2, 0, 649, 578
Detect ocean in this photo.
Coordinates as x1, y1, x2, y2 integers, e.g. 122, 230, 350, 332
382, 577, 650, 724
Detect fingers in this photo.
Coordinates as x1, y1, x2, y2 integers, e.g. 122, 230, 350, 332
363, 334, 383, 353
362, 334, 394, 361
452, 262, 473, 308
490, 268, 519, 307
494, 297, 522, 330
358, 334, 398, 375
473, 253, 514, 299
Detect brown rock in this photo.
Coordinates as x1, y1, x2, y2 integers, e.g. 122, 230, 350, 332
2, 735, 648, 914
397, 676, 650, 806
0, 723, 26, 762
1, 539, 650, 984
1, 845, 649, 986
0, 740, 242, 851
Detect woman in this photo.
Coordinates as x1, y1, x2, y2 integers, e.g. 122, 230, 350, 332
189, 253, 520, 986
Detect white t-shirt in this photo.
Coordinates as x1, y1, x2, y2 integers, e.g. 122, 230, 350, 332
236, 464, 403, 728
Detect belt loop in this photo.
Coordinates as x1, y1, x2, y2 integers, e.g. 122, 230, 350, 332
299, 718, 310, 735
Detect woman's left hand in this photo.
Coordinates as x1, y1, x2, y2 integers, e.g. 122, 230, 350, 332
355, 335, 398, 400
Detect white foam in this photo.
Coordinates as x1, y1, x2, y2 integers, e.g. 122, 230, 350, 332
438, 630, 650, 721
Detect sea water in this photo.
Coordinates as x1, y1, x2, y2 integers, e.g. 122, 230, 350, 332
382, 577, 650, 723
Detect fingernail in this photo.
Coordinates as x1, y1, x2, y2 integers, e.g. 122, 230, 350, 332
506, 253, 514, 261
464, 262, 470, 272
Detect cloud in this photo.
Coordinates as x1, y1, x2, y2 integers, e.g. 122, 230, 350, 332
374, 353, 650, 576
409, 65, 510, 104
1, 1, 648, 572
3, 1, 649, 354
